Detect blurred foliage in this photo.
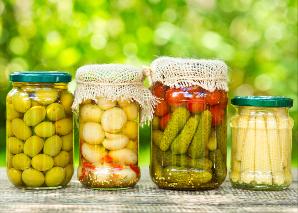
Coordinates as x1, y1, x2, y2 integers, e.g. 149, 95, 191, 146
0, 0, 297, 166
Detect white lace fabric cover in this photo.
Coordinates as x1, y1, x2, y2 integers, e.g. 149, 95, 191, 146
150, 57, 228, 92
72, 64, 157, 124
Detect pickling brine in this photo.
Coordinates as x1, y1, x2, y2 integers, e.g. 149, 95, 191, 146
6, 72, 74, 189
230, 96, 294, 190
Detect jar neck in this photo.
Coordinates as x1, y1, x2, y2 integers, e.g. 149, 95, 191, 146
12, 82, 68, 90
236, 106, 289, 116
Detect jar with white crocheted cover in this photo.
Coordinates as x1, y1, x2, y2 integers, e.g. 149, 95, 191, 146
73, 64, 156, 189
149, 57, 228, 190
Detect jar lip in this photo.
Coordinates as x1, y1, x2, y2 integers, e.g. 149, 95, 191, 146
231, 96, 293, 108
10, 71, 72, 83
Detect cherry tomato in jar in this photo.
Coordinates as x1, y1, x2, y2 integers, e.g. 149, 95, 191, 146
165, 88, 186, 106
152, 82, 166, 98
187, 97, 206, 113
210, 105, 225, 126
159, 114, 171, 130
206, 90, 222, 106
155, 100, 169, 117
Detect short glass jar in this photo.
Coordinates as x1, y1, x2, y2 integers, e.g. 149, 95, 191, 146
6, 72, 74, 189
77, 98, 140, 188
150, 82, 228, 190
230, 96, 294, 190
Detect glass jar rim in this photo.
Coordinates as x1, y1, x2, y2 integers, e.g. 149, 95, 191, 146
231, 96, 293, 108
10, 71, 72, 83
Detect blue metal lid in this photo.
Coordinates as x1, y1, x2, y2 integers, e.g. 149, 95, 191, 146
10, 71, 72, 83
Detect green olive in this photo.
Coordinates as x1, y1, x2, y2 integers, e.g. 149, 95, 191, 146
43, 135, 62, 156
45, 167, 65, 187
11, 118, 32, 140
24, 136, 44, 157
34, 88, 58, 105
7, 168, 22, 186
55, 118, 73, 136
31, 100, 41, 107
61, 133, 73, 151
12, 153, 31, 170
7, 120, 13, 137
7, 103, 22, 120
54, 151, 70, 167
34, 121, 55, 138
7, 137, 24, 154
60, 92, 74, 114
46, 103, 66, 121
24, 106, 46, 126
32, 154, 54, 171
12, 91, 31, 113
22, 168, 44, 187
63, 164, 74, 185
7, 153, 13, 168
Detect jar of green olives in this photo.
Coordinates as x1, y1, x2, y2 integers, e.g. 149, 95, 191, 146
6, 72, 74, 189
73, 64, 157, 189
149, 57, 228, 190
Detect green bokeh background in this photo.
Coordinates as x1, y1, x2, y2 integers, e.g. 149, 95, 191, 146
0, 0, 297, 167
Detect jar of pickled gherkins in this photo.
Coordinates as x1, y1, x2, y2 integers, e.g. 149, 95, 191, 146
149, 57, 228, 190
72, 64, 156, 189
230, 96, 294, 190
6, 71, 74, 189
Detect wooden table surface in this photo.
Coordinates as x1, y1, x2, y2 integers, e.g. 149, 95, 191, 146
0, 168, 297, 213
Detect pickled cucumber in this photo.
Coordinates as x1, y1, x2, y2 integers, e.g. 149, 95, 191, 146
159, 107, 190, 151
80, 104, 102, 123
55, 118, 73, 135
61, 133, 73, 151
45, 167, 66, 187
32, 154, 54, 171
11, 118, 32, 140
24, 106, 46, 126
188, 110, 212, 159
63, 164, 74, 185
35, 88, 58, 105
7, 137, 24, 154
22, 168, 45, 187
152, 130, 163, 147
207, 130, 217, 151
152, 116, 159, 130
24, 136, 44, 157
7, 168, 23, 186
216, 119, 227, 159
43, 135, 62, 156
11, 91, 31, 113
122, 121, 138, 139
46, 103, 66, 121
163, 166, 212, 186
34, 121, 56, 138
12, 153, 31, 170
7, 103, 22, 120
54, 151, 70, 167
60, 92, 74, 114
209, 149, 227, 183
171, 115, 200, 154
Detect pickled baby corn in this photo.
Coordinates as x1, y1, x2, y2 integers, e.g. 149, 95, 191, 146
240, 116, 256, 184
254, 115, 272, 185
266, 114, 284, 185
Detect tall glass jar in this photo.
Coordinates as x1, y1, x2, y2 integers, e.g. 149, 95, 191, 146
73, 64, 156, 189
230, 96, 294, 190
149, 57, 228, 190
6, 72, 74, 189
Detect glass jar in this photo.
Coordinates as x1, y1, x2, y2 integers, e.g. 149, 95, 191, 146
230, 96, 294, 190
6, 72, 74, 189
150, 82, 228, 190
77, 98, 140, 189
